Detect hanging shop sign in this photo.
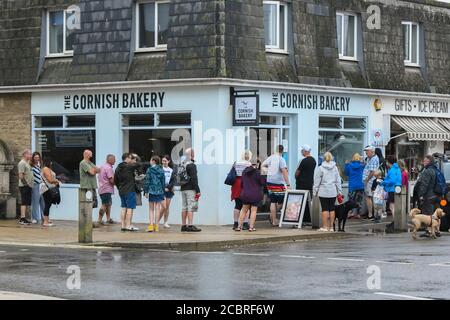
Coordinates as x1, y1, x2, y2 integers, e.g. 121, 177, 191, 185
232, 90, 259, 126
371, 129, 384, 147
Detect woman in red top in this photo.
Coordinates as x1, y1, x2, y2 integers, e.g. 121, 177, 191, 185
230, 151, 252, 230
398, 160, 409, 191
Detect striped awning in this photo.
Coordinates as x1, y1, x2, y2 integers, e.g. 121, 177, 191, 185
438, 118, 450, 132
392, 116, 450, 141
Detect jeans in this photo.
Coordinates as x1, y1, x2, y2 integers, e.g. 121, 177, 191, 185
31, 184, 44, 222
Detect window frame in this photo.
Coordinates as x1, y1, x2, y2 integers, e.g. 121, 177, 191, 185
402, 21, 420, 67
46, 9, 75, 58
263, 0, 288, 54
336, 12, 358, 61
135, 0, 170, 53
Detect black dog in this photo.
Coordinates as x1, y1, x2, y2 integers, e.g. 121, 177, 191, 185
333, 200, 359, 232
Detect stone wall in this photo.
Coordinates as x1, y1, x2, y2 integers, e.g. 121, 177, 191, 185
0, 93, 32, 216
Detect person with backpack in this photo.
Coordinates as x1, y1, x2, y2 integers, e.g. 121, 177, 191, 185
143, 156, 165, 232
344, 153, 365, 219
415, 155, 443, 237
381, 156, 402, 219
41, 158, 61, 227
177, 148, 201, 232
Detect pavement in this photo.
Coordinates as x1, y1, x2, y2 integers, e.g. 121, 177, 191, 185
0, 217, 382, 250
0, 291, 62, 300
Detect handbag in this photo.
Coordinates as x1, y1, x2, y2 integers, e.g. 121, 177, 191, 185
224, 162, 237, 186
42, 171, 61, 204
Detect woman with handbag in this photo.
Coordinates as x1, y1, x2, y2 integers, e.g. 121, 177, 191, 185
313, 152, 342, 232
41, 158, 61, 227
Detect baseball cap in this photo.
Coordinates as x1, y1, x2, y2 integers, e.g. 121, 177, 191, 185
364, 145, 375, 152
300, 144, 312, 152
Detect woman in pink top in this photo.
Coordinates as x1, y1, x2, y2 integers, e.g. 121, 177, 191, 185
398, 160, 409, 191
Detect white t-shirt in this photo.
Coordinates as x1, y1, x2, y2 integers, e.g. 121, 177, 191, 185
263, 154, 287, 185
163, 166, 173, 186
234, 161, 252, 176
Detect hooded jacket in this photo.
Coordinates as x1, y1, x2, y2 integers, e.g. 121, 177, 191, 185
416, 163, 437, 199
381, 163, 402, 193
143, 165, 166, 196
313, 161, 342, 198
344, 161, 365, 192
240, 166, 265, 204
114, 162, 140, 196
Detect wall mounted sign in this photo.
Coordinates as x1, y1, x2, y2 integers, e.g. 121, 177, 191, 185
63, 92, 165, 111
272, 92, 351, 112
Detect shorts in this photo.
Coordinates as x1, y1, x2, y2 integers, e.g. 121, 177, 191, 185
319, 197, 337, 212
120, 192, 136, 210
267, 183, 286, 204
149, 194, 164, 203
181, 190, 198, 212
242, 201, 261, 207
364, 181, 374, 197
19, 186, 32, 206
164, 191, 174, 199
100, 193, 112, 205
234, 198, 243, 211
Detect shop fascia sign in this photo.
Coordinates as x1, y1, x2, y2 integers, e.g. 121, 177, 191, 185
63, 91, 165, 111
231, 88, 259, 126
272, 91, 351, 112
391, 97, 450, 115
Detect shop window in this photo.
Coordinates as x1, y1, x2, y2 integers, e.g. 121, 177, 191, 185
137, 1, 170, 51
47, 9, 75, 56
35, 116, 63, 128
158, 113, 191, 126
319, 116, 342, 129
264, 1, 288, 52
402, 22, 420, 66
336, 12, 358, 60
34, 115, 96, 184
122, 114, 155, 127
66, 115, 96, 128
344, 117, 366, 129
259, 115, 278, 125
319, 116, 367, 180
122, 113, 191, 164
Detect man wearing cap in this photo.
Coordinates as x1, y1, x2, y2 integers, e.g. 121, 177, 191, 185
295, 145, 316, 223
363, 146, 379, 219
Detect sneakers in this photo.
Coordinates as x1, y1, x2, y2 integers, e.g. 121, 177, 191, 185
107, 219, 116, 224
147, 224, 154, 232
19, 218, 31, 225
164, 222, 171, 229
181, 225, 188, 232
232, 222, 238, 230
127, 226, 139, 232
186, 225, 202, 232
242, 222, 249, 230
31, 219, 38, 224
154, 224, 159, 232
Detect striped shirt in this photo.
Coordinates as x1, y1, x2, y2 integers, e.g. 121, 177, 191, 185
32, 165, 42, 184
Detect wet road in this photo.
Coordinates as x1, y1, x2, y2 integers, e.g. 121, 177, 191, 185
0, 233, 449, 300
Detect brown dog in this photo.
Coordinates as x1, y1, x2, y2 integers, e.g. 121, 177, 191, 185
410, 208, 446, 240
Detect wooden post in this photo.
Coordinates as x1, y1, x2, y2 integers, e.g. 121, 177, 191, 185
311, 195, 321, 229
394, 186, 407, 232
78, 188, 93, 243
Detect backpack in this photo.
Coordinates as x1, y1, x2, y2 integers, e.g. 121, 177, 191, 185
433, 166, 448, 196
224, 163, 237, 186
174, 161, 191, 186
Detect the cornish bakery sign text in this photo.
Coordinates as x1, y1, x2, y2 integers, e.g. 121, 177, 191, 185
272, 92, 351, 112
63, 92, 165, 110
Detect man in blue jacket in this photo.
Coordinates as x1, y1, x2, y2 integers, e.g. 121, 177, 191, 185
381, 155, 402, 218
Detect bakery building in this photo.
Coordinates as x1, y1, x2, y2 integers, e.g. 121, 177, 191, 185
1, 0, 450, 223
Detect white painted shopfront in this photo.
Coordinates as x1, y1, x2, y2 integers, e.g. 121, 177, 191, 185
28, 79, 450, 224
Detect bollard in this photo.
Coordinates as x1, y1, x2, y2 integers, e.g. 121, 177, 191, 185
393, 186, 407, 232
311, 195, 321, 229
79, 188, 93, 243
